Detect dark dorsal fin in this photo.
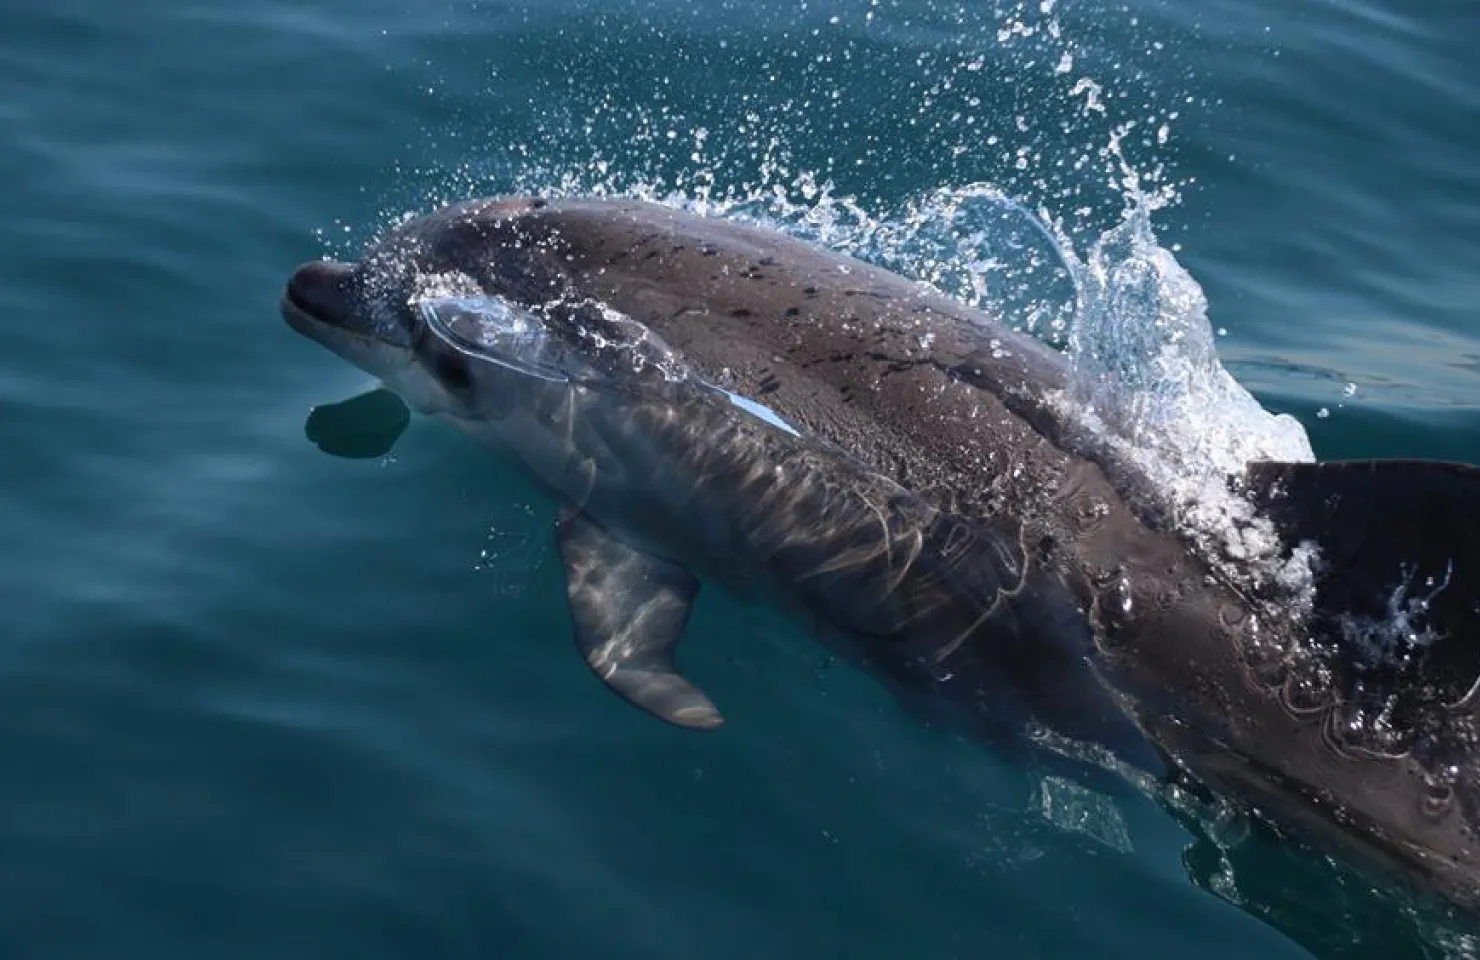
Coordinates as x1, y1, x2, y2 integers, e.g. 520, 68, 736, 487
1245, 459, 1480, 704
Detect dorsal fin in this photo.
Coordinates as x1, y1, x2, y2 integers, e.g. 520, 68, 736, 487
1245, 459, 1480, 704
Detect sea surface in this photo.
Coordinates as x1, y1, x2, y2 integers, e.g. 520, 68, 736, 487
3, 1, 1479, 957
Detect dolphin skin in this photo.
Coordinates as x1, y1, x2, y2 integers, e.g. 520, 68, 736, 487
283, 196, 1480, 911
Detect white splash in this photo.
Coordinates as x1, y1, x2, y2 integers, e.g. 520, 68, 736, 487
371, 0, 1314, 594
1057, 197, 1316, 586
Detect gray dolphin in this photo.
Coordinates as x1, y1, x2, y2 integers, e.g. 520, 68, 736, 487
282, 196, 1480, 910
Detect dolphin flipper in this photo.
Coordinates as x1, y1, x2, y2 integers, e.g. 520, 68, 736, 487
556, 511, 723, 730
304, 387, 410, 459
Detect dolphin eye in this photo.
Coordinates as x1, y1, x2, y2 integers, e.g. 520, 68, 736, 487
434, 351, 472, 390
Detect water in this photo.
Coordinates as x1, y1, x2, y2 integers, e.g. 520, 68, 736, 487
4, 0, 1479, 957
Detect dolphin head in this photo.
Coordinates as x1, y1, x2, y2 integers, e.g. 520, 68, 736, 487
281, 197, 563, 413
283, 198, 661, 413
281, 195, 709, 509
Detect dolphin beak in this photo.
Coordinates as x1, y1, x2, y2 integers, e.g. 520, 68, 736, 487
281, 260, 413, 378
282, 260, 357, 336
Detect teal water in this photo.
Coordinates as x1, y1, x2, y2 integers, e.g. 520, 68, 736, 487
4, 1, 1480, 957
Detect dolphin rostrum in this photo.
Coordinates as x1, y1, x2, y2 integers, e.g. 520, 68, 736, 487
282, 196, 1480, 910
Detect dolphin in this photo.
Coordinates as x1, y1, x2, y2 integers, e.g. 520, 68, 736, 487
282, 196, 1480, 911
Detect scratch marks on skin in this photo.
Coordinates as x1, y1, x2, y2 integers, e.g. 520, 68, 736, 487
799, 496, 899, 584
929, 519, 1029, 666
931, 594, 1007, 667
884, 525, 927, 597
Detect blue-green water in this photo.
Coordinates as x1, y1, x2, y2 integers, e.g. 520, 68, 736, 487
4, 1, 1479, 957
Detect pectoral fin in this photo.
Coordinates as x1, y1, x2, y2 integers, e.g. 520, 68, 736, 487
556, 512, 722, 730
304, 387, 410, 459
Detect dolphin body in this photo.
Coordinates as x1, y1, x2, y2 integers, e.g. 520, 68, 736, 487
283, 196, 1480, 910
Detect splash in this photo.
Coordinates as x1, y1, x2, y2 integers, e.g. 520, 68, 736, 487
363, 0, 1317, 590
367, 0, 1208, 252
406, 175, 1316, 596
376, 169, 1318, 591
1057, 191, 1316, 585
660, 179, 1315, 590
